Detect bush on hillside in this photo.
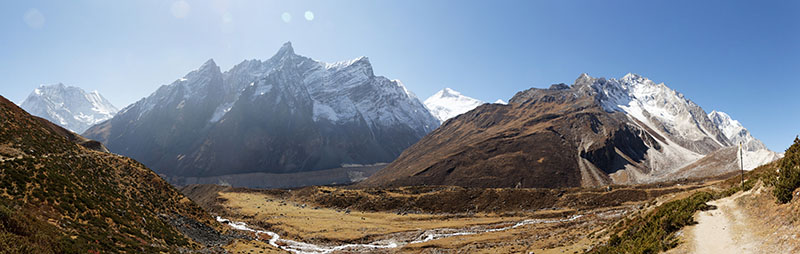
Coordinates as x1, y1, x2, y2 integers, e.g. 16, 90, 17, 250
590, 191, 714, 254
774, 137, 800, 204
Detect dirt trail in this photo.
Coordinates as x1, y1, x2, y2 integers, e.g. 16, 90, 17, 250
683, 190, 760, 254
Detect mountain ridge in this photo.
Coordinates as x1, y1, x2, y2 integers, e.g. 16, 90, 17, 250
363, 73, 779, 188
84, 42, 438, 179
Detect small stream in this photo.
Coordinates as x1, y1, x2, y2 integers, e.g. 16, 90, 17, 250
217, 214, 583, 254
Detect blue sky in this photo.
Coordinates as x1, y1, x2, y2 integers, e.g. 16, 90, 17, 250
0, 0, 798, 151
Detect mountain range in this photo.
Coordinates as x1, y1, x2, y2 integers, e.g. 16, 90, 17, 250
19, 47, 779, 189
83, 42, 439, 178
19, 83, 118, 133
362, 73, 779, 188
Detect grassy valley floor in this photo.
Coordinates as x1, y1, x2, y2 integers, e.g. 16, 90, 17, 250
182, 180, 721, 253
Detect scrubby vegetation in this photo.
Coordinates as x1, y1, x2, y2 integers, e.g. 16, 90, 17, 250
774, 137, 800, 203
592, 136, 800, 253
589, 191, 714, 254
0, 96, 222, 252
0, 201, 65, 254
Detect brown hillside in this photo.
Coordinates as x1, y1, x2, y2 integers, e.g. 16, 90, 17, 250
361, 81, 659, 188
0, 95, 226, 253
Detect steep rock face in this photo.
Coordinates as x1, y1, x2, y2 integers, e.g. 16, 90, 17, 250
84, 59, 226, 175
20, 83, 118, 133
363, 73, 770, 188
84, 42, 438, 177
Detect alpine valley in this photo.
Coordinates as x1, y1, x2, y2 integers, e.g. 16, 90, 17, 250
5, 2, 798, 253
6, 53, 794, 254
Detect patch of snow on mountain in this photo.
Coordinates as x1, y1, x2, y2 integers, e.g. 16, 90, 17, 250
312, 100, 341, 122
424, 88, 486, 123
210, 101, 235, 123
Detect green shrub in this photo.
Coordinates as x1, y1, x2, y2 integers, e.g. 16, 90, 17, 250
774, 137, 800, 204
590, 192, 713, 254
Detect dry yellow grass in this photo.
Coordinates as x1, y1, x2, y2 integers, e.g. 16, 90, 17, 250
219, 191, 525, 243
195, 181, 716, 253
211, 190, 639, 253
224, 239, 284, 254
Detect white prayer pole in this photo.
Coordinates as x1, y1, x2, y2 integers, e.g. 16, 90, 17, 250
740, 142, 744, 190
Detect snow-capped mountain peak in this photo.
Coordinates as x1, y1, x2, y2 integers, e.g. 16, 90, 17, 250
707, 110, 781, 170
440, 87, 462, 97
708, 110, 768, 151
589, 73, 730, 154
20, 83, 118, 133
184, 59, 220, 82
580, 73, 779, 172
424, 88, 486, 123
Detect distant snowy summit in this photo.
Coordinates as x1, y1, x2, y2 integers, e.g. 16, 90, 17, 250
20, 83, 118, 133
424, 88, 505, 123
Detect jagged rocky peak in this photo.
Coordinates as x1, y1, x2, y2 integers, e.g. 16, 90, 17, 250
20, 83, 118, 133
708, 110, 769, 151
277, 41, 295, 56
199, 58, 219, 71
181, 59, 222, 83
